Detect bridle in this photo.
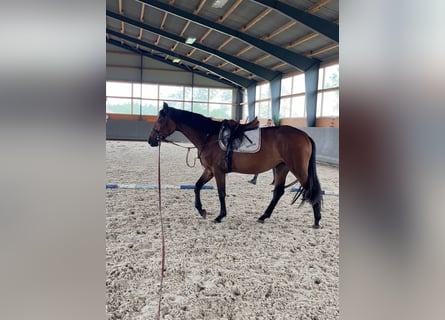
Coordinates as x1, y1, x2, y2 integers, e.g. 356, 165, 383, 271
153, 127, 163, 143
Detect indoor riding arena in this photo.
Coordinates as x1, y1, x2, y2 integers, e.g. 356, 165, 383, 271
106, 1, 339, 319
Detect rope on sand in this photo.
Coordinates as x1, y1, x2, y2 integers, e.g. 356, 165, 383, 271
106, 184, 214, 190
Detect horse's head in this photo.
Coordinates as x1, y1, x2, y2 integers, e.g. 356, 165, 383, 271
148, 102, 177, 147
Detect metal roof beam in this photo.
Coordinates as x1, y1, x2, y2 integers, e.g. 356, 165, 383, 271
137, 0, 317, 71
107, 38, 239, 88
106, 10, 280, 81
217, 0, 243, 23
106, 29, 256, 88
251, 0, 339, 42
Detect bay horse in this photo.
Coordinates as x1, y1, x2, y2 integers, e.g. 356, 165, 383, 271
148, 102, 322, 228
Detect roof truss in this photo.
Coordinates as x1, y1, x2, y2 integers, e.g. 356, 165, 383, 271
251, 0, 339, 42
106, 10, 281, 81
137, 0, 320, 71
107, 29, 256, 88
107, 38, 240, 88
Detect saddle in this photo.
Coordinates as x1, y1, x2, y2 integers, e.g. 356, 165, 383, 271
219, 117, 259, 172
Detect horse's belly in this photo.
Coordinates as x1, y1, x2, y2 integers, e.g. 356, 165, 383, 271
231, 153, 280, 174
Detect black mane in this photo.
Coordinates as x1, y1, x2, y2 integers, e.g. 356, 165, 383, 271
167, 107, 222, 135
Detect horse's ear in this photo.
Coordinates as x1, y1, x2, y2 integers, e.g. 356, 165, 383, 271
162, 102, 169, 111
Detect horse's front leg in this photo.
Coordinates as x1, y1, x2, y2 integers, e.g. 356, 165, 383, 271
213, 170, 227, 223
195, 169, 213, 218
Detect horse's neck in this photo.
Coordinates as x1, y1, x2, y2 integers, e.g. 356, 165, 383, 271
176, 123, 211, 148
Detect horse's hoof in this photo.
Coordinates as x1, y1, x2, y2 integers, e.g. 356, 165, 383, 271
312, 224, 320, 229
257, 219, 265, 224
214, 218, 222, 223
199, 210, 207, 219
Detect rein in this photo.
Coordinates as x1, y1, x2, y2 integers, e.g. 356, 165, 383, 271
162, 137, 221, 168
163, 139, 198, 168
155, 142, 166, 320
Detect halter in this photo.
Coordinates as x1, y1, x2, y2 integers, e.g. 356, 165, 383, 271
154, 128, 163, 142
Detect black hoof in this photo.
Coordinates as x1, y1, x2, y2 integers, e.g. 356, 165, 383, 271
214, 214, 225, 223
312, 224, 320, 229
257, 218, 265, 224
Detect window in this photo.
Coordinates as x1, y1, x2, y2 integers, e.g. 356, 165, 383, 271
106, 98, 132, 114
292, 74, 305, 94
166, 100, 183, 110
132, 83, 142, 98
141, 84, 158, 99
106, 82, 135, 114
241, 104, 249, 121
193, 102, 207, 115
316, 93, 323, 118
193, 87, 208, 102
280, 73, 306, 118
281, 77, 292, 96
184, 87, 192, 101
106, 82, 132, 97
241, 64, 339, 122
209, 88, 231, 102
132, 99, 141, 115
279, 97, 291, 118
318, 64, 339, 117
159, 85, 183, 101
141, 100, 159, 115
106, 81, 234, 118
256, 83, 269, 100
106, 82, 140, 114
318, 68, 324, 91
323, 65, 339, 89
183, 102, 192, 112
209, 103, 231, 119
256, 101, 270, 119
318, 90, 339, 117
252, 83, 272, 118
290, 96, 305, 117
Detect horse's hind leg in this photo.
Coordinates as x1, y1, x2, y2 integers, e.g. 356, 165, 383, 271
195, 168, 213, 218
258, 164, 288, 223
312, 202, 321, 229
291, 168, 322, 229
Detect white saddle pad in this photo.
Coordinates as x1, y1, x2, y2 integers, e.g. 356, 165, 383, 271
219, 127, 261, 153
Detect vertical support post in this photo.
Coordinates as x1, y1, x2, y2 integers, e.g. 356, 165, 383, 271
247, 85, 256, 121
191, 71, 194, 112
270, 74, 282, 125
305, 62, 320, 127
139, 54, 143, 120
234, 87, 243, 121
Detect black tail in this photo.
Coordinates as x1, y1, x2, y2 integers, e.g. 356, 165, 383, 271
291, 137, 323, 206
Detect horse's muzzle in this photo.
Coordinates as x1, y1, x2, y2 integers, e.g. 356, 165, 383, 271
148, 136, 159, 147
